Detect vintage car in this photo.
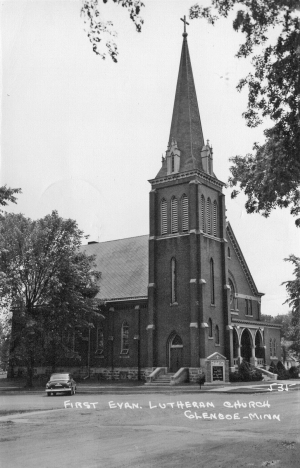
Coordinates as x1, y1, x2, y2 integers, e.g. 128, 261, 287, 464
45, 373, 76, 396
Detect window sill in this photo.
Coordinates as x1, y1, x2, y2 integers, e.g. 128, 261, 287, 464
231, 312, 239, 315
210, 304, 216, 308
170, 302, 178, 306
208, 337, 213, 340
215, 343, 220, 347
120, 355, 130, 359
95, 355, 104, 359
245, 315, 253, 317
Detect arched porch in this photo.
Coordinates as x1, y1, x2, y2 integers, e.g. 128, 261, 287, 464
232, 325, 265, 368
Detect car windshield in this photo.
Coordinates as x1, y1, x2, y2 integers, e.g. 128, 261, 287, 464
50, 374, 70, 381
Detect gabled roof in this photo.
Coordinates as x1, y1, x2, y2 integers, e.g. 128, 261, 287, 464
226, 222, 263, 297
82, 224, 262, 303
156, 33, 205, 178
81, 235, 149, 302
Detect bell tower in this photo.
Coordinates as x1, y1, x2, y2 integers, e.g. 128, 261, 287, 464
147, 19, 230, 372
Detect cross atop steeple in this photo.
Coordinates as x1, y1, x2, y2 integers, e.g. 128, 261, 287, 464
180, 15, 189, 37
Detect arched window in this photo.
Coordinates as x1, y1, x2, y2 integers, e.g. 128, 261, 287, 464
229, 278, 237, 310
210, 259, 215, 305
161, 198, 167, 235
96, 326, 104, 355
269, 338, 273, 356
181, 194, 189, 232
207, 198, 212, 234
215, 325, 220, 344
228, 247, 231, 258
208, 318, 213, 338
213, 201, 217, 237
171, 257, 177, 304
171, 334, 183, 346
201, 195, 206, 232
121, 321, 129, 354
273, 339, 277, 357
171, 197, 178, 233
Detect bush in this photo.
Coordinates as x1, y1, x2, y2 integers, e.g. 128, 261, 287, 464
229, 371, 242, 382
238, 361, 252, 381
250, 369, 263, 381
276, 361, 290, 380
277, 361, 286, 372
268, 361, 278, 374
289, 366, 300, 378
198, 374, 205, 385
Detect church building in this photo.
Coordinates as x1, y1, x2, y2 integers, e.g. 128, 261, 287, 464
81, 26, 281, 382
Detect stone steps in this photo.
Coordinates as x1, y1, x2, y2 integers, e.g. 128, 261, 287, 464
145, 372, 175, 386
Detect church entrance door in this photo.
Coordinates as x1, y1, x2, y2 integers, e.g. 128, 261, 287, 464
241, 328, 252, 363
168, 333, 183, 373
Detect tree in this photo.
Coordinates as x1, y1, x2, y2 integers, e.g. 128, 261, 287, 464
282, 255, 300, 356
190, 1, 300, 225
0, 185, 21, 211
81, 0, 144, 62
0, 211, 101, 387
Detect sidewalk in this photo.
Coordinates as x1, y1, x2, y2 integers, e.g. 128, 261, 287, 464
1, 378, 299, 394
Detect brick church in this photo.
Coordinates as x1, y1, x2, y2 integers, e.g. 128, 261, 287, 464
79, 26, 281, 382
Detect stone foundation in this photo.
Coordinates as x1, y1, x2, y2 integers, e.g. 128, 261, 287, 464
188, 367, 205, 383
11, 366, 155, 381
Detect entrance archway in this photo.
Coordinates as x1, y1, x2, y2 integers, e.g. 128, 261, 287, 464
167, 333, 183, 372
241, 329, 252, 363
233, 328, 239, 365
255, 330, 265, 364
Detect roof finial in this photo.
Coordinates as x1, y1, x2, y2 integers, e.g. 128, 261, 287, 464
180, 15, 189, 38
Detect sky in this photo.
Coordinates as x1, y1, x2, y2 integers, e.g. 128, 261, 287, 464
1, 0, 299, 316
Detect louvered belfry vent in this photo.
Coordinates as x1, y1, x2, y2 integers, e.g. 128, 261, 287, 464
161, 199, 167, 235
201, 195, 205, 232
213, 201, 217, 237
207, 198, 212, 234
181, 195, 189, 231
171, 197, 178, 233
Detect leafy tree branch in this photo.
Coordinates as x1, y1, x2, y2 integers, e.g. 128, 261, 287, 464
81, 0, 144, 62
190, 1, 300, 225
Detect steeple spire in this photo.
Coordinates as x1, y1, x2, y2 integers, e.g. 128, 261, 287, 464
156, 20, 205, 178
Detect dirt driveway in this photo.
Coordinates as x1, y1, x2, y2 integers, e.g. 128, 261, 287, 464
0, 390, 299, 467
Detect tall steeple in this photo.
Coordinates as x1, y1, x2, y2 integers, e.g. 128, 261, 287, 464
156, 18, 208, 178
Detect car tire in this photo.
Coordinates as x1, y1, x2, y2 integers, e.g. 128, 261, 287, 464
47, 393, 51, 397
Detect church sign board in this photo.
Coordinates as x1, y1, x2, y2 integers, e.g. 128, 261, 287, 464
206, 352, 229, 384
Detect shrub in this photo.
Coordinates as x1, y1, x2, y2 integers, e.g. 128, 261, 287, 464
268, 361, 278, 374
277, 361, 286, 372
229, 372, 242, 383
198, 374, 205, 385
250, 369, 263, 381
238, 361, 252, 382
288, 366, 300, 378
275, 361, 289, 380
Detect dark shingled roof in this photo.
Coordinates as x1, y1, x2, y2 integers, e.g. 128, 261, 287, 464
81, 235, 149, 301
